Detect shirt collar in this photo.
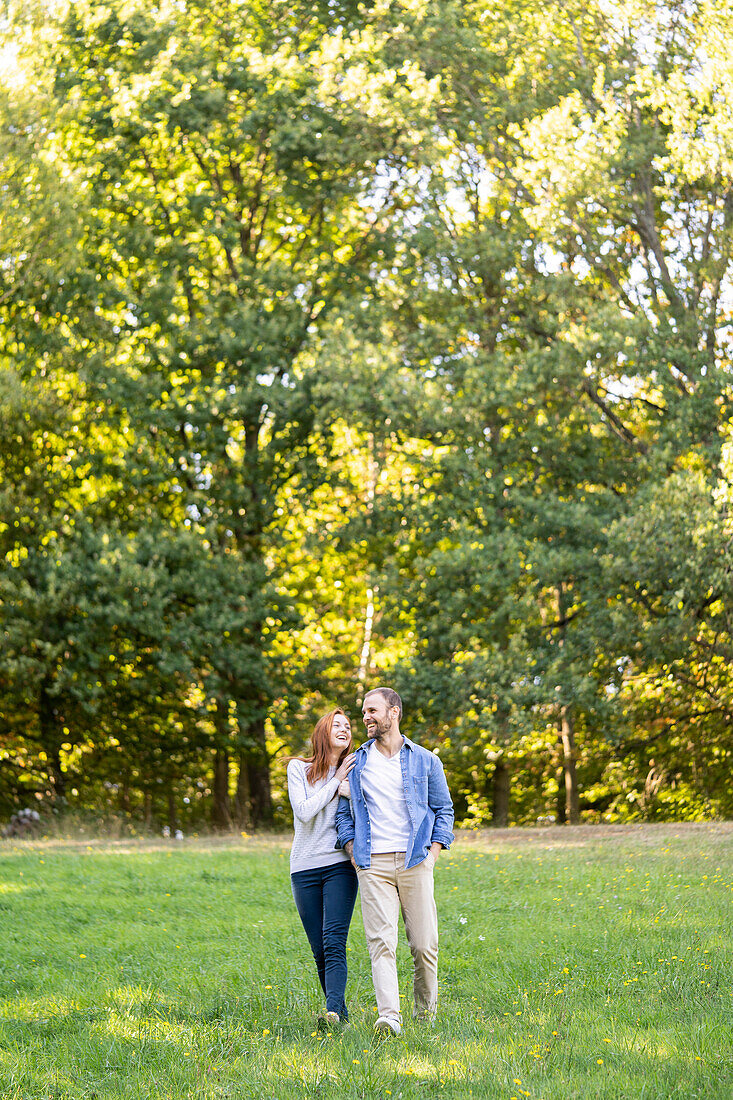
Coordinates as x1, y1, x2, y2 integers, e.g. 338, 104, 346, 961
358, 734, 414, 752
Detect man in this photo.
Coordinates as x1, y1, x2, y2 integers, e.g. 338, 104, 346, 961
335, 686, 454, 1035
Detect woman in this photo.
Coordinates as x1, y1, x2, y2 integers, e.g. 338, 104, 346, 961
287, 707, 357, 1026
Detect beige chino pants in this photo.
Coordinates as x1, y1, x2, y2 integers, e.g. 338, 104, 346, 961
357, 850, 439, 1024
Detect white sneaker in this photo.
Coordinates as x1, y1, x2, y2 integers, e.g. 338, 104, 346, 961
374, 1015, 401, 1036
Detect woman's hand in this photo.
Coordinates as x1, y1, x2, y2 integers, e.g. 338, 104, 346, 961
335, 753, 356, 782
338, 778, 351, 799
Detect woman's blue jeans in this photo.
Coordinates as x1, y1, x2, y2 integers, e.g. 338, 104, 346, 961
291, 860, 359, 1018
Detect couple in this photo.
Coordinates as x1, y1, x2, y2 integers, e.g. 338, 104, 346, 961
286, 686, 454, 1035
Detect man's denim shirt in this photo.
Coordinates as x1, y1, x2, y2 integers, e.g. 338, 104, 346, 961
335, 736, 454, 870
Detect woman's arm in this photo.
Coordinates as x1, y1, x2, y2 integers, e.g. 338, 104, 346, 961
287, 761, 340, 823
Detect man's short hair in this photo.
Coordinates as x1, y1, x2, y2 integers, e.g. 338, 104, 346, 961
366, 686, 403, 722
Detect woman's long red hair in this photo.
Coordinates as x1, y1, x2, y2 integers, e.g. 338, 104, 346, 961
301, 707, 353, 785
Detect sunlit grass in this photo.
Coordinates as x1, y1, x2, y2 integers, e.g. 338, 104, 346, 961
1, 823, 732, 1098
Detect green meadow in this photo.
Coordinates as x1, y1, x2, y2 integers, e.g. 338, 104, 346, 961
1, 823, 732, 1099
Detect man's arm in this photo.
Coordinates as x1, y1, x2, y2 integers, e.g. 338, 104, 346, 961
428, 755, 454, 851
335, 795, 356, 851
340, 831, 357, 869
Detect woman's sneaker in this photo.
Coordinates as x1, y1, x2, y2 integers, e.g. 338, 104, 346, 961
321, 1010, 350, 1029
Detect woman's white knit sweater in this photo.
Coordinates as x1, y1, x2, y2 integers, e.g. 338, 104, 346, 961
287, 759, 350, 874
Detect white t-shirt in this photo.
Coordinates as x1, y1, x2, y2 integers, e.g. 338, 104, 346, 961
360, 742, 411, 853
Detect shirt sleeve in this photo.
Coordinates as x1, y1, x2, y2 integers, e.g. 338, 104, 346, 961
287, 760, 340, 823
335, 794, 356, 848
428, 755, 455, 849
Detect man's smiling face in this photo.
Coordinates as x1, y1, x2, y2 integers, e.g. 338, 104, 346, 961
362, 692, 395, 740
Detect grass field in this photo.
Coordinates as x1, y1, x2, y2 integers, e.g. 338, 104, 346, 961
1, 822, 732, 1099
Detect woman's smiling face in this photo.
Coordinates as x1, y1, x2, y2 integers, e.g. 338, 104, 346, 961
330, 711, 351, 752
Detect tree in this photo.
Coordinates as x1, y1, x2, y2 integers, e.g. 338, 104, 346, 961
357, 0, 732, 823
21, 0, 442, 822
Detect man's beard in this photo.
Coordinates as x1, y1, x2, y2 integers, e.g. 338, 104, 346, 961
369, 715, 393, 739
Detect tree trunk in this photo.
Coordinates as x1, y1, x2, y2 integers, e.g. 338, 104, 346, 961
236, 714, 272, 827
357, 583, 375, 703
491, 757, 510, 828
39, 681, 65, 803
120, 774, 131, 815
555, 762, 567, 824
166, 771, 178, 831
555, 583, 580, 825
233, 422, 274, 829
211, 699, 233, 829
356, 434, 379, 707
234, 750, 252, 830
212, 748, 233, 830
558, 708, 580, 824
247, 714, 273, 826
